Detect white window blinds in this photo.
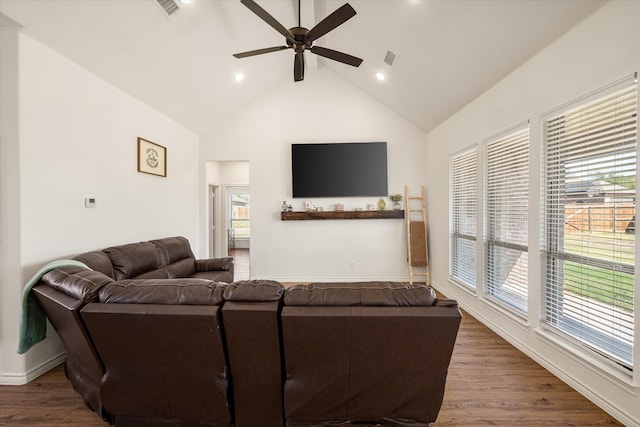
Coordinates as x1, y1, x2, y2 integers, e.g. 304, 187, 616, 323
543, 78, 637, 369
485, 126, 529, 314
450, 148, 477, 288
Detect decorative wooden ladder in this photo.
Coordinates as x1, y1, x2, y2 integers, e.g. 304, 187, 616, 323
404, 185, 429, 285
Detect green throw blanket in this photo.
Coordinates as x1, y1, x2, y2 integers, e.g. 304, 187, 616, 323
17, 260, 90, 354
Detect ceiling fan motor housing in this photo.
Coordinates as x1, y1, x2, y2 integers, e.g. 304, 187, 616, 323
287, 27, 312, 52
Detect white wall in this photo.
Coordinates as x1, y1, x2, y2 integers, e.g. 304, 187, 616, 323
0, 32, 200, 384
200, 70, 427, 281
0, 18, 24, 383
425, 2, 640, 425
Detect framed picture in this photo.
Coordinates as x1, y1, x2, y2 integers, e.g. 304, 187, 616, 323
137, 137, 166, 177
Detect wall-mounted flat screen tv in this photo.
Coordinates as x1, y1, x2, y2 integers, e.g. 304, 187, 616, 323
291, 142, 388, 198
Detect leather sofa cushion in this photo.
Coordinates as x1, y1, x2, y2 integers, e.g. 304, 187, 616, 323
151, 236, 194, 265
190, 270, 234, 284
73, 251, 115, 279
132, 268, 169, 280
223, 280, 284, 302
42, 267, 114, 302
167, 258, 196, 278
104, 242, 160, 280
284, 282, 436, 306
196, 257, 233, 271
99, 279, 225, 305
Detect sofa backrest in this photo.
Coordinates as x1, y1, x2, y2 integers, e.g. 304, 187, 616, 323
221, 280, 285, 427
284, 281, 437, 306
73, 251, 116, 279
281, 282, 461, 427
151, 236, 197, 279
98, 278, 224, 305
88, 236, 198, 280
103, 241, 161, 280
81, 281, 231, 426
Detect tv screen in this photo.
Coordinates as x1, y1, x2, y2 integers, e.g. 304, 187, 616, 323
292, 142, 388, 198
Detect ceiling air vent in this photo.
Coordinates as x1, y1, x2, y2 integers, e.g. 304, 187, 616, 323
384, 50, 398, 67
153, 0, 180, 18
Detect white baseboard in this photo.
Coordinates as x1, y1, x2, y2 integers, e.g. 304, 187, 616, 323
0, 352, 65, 385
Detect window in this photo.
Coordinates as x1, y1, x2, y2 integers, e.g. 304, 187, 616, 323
485, 126, 529, 314
450, 148, 477, 288
543, 78, 637, 369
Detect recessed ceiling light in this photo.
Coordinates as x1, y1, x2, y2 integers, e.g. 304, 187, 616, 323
179, 0, 192, 4
234, 73, 245, 82
375, 71, 387, 82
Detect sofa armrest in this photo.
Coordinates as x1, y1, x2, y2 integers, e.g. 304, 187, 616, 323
434, 298, 459, 307
196, 257, 233, 272
41, 267, 114, 302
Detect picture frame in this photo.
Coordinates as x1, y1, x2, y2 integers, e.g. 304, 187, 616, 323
137, 137, 166, 177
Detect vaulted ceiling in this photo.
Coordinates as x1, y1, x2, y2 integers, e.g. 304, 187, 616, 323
0, 0, 606, 134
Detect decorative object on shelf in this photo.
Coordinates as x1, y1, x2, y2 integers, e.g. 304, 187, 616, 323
304, 201, 317, 212
282, 201, 288, 212
137, 137, 166, 177
389, 193, 403, 210
378, 198, 387, 211
287, 203, 293, 212
334, 203, 344, 211
368, 203, 376, 211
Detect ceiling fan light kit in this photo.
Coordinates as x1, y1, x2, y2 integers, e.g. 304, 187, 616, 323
233, 0, 363, 82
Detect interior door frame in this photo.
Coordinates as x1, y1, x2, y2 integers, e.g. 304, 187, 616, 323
208, 184, 221, 258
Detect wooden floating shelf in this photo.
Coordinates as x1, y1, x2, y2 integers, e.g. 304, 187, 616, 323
281, 210, 405, 221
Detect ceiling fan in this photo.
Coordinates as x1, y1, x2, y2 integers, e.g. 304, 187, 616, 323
233, 0, 363, 82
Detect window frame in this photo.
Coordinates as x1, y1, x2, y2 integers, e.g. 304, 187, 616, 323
541, 76, 637, 370
449, 146, 478, 289
483, 124, 530, 316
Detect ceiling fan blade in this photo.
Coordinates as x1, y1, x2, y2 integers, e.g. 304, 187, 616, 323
310, 46, 363, 67
294, 51, 305, 82
306, 3, 356, 43
233, 46, 290, 59
240, 0, 296, 44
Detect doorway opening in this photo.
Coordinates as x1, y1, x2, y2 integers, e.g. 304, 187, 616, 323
206, 161, 250, 280
227, 187, 250, 250
227, 187, 250, 280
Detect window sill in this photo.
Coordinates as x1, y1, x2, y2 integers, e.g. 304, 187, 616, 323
535, 327, 636, 392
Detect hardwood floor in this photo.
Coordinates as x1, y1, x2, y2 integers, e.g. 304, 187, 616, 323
0, 310, 621, 426
432, 312, 621, 426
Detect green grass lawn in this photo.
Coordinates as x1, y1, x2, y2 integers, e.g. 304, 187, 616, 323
564, 231, 635, 264
561, 231, 634, 313
563, 261, 634, 313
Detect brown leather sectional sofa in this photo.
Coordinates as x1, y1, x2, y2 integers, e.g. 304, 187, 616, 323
30, 236, 461, 427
